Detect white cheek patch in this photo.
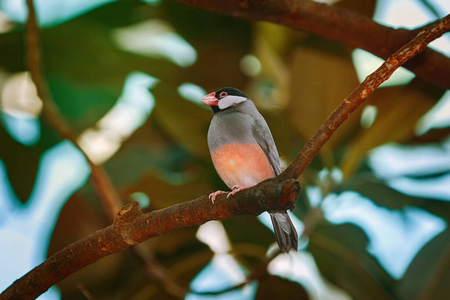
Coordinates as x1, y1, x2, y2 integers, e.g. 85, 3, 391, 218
218, 95, 247, 109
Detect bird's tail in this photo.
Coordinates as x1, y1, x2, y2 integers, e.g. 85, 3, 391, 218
269, 211, 298, 253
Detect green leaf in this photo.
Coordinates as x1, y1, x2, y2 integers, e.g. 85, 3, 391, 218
256, 275, 309, 300
151, 83, 212, 159
0, 122, 41, 203
47, 75, 119, 133
334, 173, 450, 220
104, 116, 191, 189
309, 222, 395, 300
160, 0, 252, 91
339, 79, 443, 178
286, 37, 362, 154
222, 216, 276, 259
398, 229, 450, 300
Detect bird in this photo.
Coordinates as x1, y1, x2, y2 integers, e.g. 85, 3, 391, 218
201, 87, 298, 253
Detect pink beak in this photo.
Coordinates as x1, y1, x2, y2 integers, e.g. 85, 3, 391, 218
200, 92, 218, 107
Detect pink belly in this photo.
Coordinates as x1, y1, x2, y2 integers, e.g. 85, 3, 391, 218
212, 143, 275, 189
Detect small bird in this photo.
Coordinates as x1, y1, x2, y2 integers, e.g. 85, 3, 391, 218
201, 87, 298, 252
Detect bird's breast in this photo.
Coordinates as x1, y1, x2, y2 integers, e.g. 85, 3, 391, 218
211, 143, 275, 189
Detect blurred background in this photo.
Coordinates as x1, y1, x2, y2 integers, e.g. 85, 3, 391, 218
0, 0, 449, 299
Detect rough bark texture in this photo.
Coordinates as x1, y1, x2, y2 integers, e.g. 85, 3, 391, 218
0, 179, 300, 300
280, 14, 450, 180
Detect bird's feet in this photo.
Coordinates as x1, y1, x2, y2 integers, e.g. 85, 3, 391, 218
208, 190, 228, 203
209, 186, 251, 202
227, 185, 250, 198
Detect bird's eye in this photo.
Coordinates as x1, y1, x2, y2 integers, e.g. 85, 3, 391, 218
219, 91, 228, 98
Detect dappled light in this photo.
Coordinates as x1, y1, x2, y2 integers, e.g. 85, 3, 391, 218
323, 192, 446, 279
77, 72, 157, 164
112, 20, 197, 68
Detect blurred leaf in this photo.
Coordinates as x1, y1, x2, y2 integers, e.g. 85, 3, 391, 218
151, 83, 212, 160
333, 172, 450, 220
0, 120, 41, 202
255, 275, 309, 300
292, 186, 312, 219
39, 114, 65, 149
309, 222, 395, 300
411, 127, 450, 144
398, 229, 450, 300
246, 23, 292, 110
42, 22, 177, 89
286, 37, 362, 158
222, 215, 276, 265
0, 30, 26, 72
156, 233, 212, 277
122, 167, 211, 208
49, 192, 122, 296
47, 75, 119, 133
263, 110, 303, 166
130, 232, 212, 300
104, 117, 191, 189
340, 79, 443, 178
161, 1, 251, 45
160, 1, 252, 91
77, 0, 149, 28
256, 22, 297, 58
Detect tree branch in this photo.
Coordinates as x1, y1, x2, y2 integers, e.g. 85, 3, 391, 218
171, 0, 450, 90
0, 179, 300, 300
280, 13, 450, 181
24, 0, 122, 218
24, 0, 189, 296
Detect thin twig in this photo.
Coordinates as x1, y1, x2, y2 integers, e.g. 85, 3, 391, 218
25, 0, 122, 218
76, 283, 96, 300
23, 0, 189, 296
281, 13, 450, 181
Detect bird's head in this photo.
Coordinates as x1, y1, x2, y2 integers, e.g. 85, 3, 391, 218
201, 87, 249, 113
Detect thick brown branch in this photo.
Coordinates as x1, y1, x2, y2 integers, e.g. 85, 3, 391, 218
171, 0, 450, 90
0, 179, 300, 300
281, 13, 450, 181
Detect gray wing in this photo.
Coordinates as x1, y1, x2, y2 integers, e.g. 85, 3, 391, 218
252, 120, 282, 175
237, 101, 297, 252
239, 101, 282, 176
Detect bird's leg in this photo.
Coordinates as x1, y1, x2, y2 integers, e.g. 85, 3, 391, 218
208, 190, 228, 203
227, 185, 250, 198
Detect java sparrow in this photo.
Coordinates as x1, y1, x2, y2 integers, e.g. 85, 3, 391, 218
201, 87, 298, 253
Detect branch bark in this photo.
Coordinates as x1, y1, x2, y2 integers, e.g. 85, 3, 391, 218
170, 0, 450, 90
0, 179, 300, 300
280, 13, 450, 181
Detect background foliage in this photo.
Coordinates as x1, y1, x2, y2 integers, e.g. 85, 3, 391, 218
0, 0, 449, 299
